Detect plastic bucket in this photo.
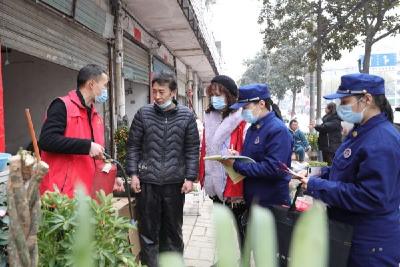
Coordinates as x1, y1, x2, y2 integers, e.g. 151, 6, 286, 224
0, 153, 11, 172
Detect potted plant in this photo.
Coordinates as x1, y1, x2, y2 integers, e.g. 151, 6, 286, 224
114, 126, 129, 169
306, 133, 319, 161
113, 126, 135, 197
38, 190, 138, 266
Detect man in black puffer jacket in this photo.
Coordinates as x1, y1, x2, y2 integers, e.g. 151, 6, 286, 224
126, 71, 199, 267
310, 102, 342, 165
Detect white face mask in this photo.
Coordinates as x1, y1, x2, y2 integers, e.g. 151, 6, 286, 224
211, 96, 226, 110
95, 88, 108, 103
241, 105, 261, 124
337, 98, 366, 124
155, 98, 173, 110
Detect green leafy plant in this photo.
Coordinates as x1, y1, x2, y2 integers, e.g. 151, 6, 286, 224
159, 202, 328, 267
0, 183, 8, 267
242, 205, 277, 267
38, 189, 138, 267
308, 161, 328, 167
114, 126, 129, 168
306, 133, 319, 151
289, 202, 328, 267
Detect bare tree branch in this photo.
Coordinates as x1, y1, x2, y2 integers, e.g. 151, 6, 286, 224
373, 24, 400, 43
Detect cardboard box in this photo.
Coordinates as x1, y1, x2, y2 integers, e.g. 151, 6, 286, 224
112, 197, 141, 258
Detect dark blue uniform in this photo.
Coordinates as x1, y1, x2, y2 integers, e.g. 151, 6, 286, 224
307, 113, 400, 266
233, 112, 293, 207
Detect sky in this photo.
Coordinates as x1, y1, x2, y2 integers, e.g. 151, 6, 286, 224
210, 0, 264, 82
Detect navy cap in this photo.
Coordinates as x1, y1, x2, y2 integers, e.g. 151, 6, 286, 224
230, 83, 271, 109
324, 73, 385, 100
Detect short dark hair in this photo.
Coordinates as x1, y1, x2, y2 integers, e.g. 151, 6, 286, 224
77, 64, 106, 89
151, 71, 177, 91
289, 119, 298, 126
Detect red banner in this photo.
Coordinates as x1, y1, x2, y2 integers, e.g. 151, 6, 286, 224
0, 44, 5, 152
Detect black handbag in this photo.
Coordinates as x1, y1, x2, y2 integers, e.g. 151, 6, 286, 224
270, 185, 353, 267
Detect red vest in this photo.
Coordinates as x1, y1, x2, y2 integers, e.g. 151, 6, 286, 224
40, 90, 105, 198
199, 121, 246, 198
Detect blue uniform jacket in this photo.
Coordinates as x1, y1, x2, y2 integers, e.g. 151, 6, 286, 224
307, 113, 400, 266
233, 112, 293, 207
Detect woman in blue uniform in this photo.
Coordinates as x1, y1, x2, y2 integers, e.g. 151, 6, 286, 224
296, 73, 400, 267
222, 84, 293, 208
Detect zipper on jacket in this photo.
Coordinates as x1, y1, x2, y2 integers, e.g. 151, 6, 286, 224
60, 163, 70, 193
162, 116, 168, 181
327, 133, 330, 147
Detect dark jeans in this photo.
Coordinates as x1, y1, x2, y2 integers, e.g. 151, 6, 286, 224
136, 183, 185, 267
293, 145, 305, 162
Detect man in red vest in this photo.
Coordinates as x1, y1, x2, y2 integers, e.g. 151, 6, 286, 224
39, 64, 123, 197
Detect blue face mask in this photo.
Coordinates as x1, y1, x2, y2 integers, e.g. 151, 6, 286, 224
95, 88, 108, 103
337, 99, 365, 124
211, 96, 226, 110
156, 99, 173, 110
242, 109, 258, 124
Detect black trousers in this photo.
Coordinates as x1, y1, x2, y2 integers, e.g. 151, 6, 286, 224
136, 183, 185, 267
322, 150, 334, 165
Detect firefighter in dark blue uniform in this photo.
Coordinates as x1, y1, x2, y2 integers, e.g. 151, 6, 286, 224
223, 84, 293, 208
296, 73, 400, 267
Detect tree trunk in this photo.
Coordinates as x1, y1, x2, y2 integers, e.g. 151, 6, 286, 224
7, 151, 49, 267
114, 0, 125, 123
309, 71, 316, 124
316, 0, 323, 121
291, 89, 297, 118
362, 38, 373, 73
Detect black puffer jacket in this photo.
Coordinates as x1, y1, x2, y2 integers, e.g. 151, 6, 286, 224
314, 113, 342, 153
126, 104, 199, 184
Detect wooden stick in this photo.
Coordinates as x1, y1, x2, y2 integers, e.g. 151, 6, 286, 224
24, 109, 41, 161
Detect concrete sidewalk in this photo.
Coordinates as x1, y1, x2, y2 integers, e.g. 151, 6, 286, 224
183, 188, 216, 267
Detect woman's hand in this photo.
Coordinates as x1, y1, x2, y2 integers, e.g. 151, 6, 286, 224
292, 170, 309, 190
220, 158, 235, 167
228, 148, 239, 156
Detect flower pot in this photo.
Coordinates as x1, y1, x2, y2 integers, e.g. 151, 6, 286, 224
308, 150, 318, 161
308, 166, 322, 176
0, 153, 11, 172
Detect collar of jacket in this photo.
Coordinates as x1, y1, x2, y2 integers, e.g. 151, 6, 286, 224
70, 90, 92, 111
349, 113, 386, 140
70, 89, 93, 111
250, 111, 275, 130
153, 102, 179, 115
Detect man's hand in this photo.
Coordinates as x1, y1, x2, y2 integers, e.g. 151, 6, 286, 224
131, 175, 141, 193
113, 177, 125, 192
181, 180, 193, 194
90, 142, 105, 158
